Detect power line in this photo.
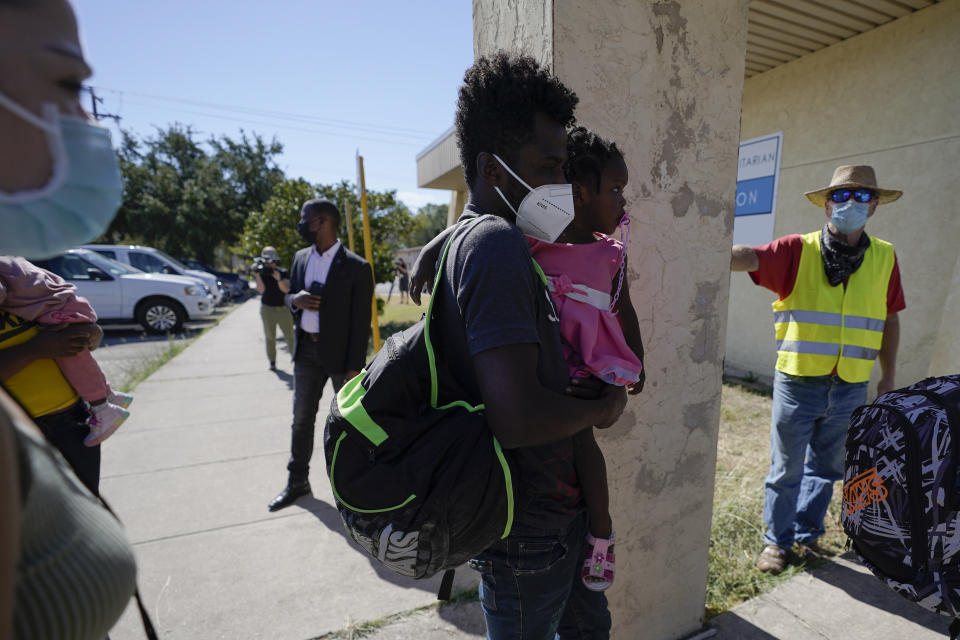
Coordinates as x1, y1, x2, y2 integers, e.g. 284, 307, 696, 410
118, 99, 428, 148
91, 86, 441, 138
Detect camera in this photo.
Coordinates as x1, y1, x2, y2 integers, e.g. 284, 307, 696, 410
253, 256, 275, 277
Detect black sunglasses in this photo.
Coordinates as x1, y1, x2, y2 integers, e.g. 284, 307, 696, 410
830, 188, 876, 204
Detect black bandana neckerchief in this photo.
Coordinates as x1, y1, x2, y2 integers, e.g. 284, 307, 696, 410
820, 223, 870, 287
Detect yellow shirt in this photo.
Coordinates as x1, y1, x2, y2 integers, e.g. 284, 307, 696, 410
0, 310, 78, 417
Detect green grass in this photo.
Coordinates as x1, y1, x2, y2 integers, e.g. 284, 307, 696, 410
707, 383, 847, 619
114, 304, 240, 392
379, 296, 428, 335
115, 335, 188, 393
310, 586, 477, 640
367, 297, 430, 357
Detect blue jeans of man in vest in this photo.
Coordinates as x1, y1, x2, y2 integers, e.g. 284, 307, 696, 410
762, 370, 868, 548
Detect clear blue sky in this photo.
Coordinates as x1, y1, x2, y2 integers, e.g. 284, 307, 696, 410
71, 0, 474, 211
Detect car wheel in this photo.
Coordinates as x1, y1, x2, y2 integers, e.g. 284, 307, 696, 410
136, 297, 186, 334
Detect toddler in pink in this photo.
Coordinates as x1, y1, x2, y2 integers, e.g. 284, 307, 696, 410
0, 256, 132, 445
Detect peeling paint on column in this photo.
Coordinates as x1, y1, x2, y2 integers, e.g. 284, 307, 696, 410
683, 399, 717, 432
690, 282, 719, 318
694, 193, 724, 218
652, 101, 697, 187
671, 182, 694, 217
652, 1, 690, 55
690, 317, 721, 363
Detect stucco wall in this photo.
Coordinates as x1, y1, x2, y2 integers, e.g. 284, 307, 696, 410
476, 1, 749, 638
726, 0, 960, 389
473, 0, 552, 65
554, 3, 748, 637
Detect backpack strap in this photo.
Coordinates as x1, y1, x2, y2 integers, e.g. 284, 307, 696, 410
423, 217, 485, 413
437, 568, 456, 601
423, 217, 521, 540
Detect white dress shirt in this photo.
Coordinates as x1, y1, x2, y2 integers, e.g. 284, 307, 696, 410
300, 240, 340, 333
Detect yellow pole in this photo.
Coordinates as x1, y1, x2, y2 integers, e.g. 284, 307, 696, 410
344, 199, 356, 253
358, 155, 381, 352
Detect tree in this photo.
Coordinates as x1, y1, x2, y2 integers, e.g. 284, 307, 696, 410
405, 203, 449, 247
209, 130, 285, 221
100, 125, 284, 264
238, 179, 414, 284
237, 178, 318, 266
314, 181, 413, 283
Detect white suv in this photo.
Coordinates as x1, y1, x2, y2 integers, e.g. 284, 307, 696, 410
32, 249, 215, 333
82, 244, 225, 305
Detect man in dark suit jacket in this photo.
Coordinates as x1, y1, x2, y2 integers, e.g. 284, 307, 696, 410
268, 198, 373, 511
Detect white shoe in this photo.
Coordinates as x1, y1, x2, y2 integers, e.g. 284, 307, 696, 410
85, 402, 130, 447
108, 390, 134, 408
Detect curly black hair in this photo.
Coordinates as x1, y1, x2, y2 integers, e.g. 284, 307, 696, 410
455, 51, 579, 188
565, 126, 623, 193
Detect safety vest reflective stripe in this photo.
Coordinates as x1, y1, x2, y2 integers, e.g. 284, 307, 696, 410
776, 339, 840, 357
773, 310, 884, 333
842, 345, 879, 361
773, 310, 841, 326
843, 316, 886, 332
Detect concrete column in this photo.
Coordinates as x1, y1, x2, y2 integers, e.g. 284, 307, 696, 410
475, 2, 748, 638
447, 189, 468, 227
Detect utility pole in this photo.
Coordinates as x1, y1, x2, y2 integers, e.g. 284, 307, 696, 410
357, 155, 381, 352
84, 86, 121, 124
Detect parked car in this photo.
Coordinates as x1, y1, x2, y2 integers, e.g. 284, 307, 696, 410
82, 244, 225, 306
181, 259, 249, 301
32, 249, 215, 333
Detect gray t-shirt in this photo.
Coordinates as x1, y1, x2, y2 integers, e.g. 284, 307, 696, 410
433, 209, 583, 528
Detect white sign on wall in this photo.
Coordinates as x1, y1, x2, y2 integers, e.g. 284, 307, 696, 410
733, 132, 783, 246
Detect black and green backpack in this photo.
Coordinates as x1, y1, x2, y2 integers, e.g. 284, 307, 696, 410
323, 218, 517, 593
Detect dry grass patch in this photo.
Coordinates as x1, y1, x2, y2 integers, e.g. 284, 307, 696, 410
707, 381, 847, 619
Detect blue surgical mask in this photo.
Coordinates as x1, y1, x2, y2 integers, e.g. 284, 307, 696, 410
0, 91, 123, 259
829, 200, 870, 234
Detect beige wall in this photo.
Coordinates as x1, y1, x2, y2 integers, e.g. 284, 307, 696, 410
726, 0, 960, 389
473, 0, 552, 67
477, 1, 749, 638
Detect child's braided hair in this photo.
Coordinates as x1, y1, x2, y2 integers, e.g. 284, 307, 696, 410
565, 126, 623, 192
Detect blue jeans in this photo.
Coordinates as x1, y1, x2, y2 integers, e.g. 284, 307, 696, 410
470, 511, 611, 640
762, 370, 868, 548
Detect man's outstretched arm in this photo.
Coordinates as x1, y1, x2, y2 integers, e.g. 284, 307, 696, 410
473, 343, 627, 449
731, 245, 759, 272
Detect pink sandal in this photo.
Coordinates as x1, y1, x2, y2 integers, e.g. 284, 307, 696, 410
582, 531, 615, 591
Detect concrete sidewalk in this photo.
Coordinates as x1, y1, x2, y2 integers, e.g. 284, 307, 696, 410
101, 299, 953, 639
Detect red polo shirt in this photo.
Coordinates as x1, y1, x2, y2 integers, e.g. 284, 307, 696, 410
749, 234, 905, 313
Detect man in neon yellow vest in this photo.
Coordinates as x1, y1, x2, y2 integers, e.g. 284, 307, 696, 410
731, 165, 905, 574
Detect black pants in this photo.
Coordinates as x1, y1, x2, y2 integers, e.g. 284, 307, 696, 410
34, 400, 99, 495
287, 336, 345, 484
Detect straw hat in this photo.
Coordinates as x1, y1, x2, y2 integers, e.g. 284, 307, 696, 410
261, 246, 279, 260
804, 165, 902, 207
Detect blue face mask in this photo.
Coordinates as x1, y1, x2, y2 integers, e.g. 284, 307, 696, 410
0, 92, 124, 259
829, 199, 870, 234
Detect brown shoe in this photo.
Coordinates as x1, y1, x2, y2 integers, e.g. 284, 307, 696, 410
796, 540, 824, 560
757, 545, 787, 574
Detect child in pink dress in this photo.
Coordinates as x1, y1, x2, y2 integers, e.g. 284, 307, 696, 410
0, 256, 133, 446
528, 127, 645, 592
